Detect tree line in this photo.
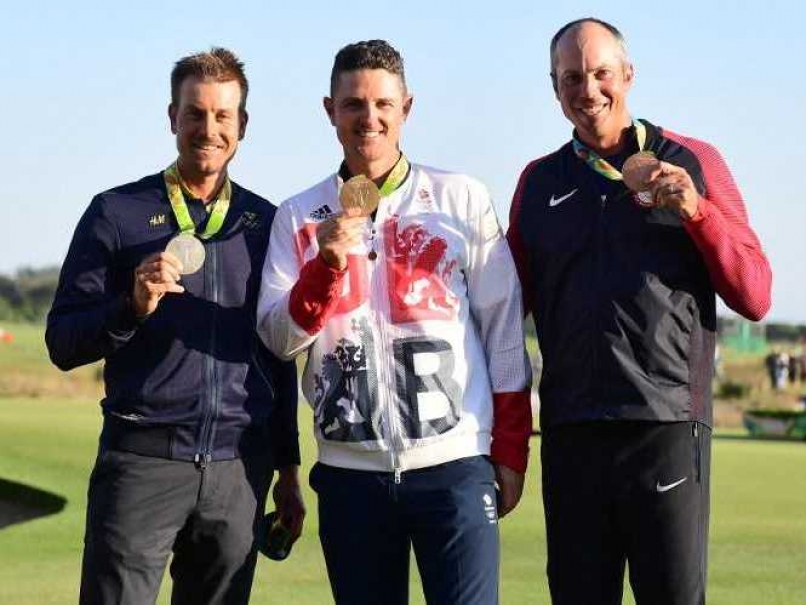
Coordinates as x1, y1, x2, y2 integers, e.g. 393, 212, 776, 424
0, 267, 60, 322
1, 265, 804, 341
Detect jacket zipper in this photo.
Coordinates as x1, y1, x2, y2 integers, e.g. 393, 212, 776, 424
593, 193, 607, 404
692, 421, 701, 483
196, 241, 219, 469
373, 205, 404, 483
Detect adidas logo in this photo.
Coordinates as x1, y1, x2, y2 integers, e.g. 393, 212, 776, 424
309, 204, 334, 221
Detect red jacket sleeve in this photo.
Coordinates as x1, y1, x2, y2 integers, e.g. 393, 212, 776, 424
288, 255, 346, 335
490, 391, 532, 473
666, 131, 772, 321
507, 159, 544, 316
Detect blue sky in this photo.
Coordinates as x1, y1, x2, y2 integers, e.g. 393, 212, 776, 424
4, 1, 804, 322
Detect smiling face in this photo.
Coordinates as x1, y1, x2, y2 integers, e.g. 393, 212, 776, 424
324, 68, 412, 179
169, 76, 246, 186
553, 22, 633, 153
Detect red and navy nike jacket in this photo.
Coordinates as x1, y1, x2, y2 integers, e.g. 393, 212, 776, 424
507, 119, 771, 429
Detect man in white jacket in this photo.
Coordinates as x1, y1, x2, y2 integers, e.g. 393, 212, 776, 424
257, 39, 531, 605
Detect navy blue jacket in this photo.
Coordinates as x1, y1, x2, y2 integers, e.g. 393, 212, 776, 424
508, 120, 771, 430
47, 173, 299, 465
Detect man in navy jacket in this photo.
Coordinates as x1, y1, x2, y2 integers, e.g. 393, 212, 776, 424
47, 47, 304, 604
508, 19, 772, 605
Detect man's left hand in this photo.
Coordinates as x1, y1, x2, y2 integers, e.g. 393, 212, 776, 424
494, 464, 525, 518
272, 465, 306, 543
647, 161, 700, 220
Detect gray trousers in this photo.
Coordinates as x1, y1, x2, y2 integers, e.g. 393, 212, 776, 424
79, 449, 273, 605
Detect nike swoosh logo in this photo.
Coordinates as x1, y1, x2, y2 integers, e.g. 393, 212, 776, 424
656, 477, 687, 493
549, 189, 578, 207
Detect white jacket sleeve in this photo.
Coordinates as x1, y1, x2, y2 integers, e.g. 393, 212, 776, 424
257, 201, 343, 360
465, 180, 531, 393
465, 179, 533, 472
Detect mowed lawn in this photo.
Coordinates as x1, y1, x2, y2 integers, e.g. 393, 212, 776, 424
1, 397, 805, 604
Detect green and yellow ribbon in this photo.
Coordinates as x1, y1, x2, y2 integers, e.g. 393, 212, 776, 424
340, 153, 410, 198
572, 120, 649, 181
378, 153, 410, 197
163, 162, 232, 239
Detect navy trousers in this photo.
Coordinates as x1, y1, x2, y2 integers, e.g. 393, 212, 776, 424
310, 455, 500, 605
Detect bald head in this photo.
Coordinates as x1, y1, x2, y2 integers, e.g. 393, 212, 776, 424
550, 18, 629, 89
549, 17, 635, 153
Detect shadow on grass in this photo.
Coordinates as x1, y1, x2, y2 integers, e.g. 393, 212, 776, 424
713, 432, 806, 443
0, 478, 67, 529
530, 429, 805, 443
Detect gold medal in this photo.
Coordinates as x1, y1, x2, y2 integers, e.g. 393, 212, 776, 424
339, 175, 381, 217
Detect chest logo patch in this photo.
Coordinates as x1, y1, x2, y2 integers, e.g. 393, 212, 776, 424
548, 188, 578, 208
309, 204, 334, 221
417, 188, 434, 211
148, 213, 166, 227
241, 211, 261, 230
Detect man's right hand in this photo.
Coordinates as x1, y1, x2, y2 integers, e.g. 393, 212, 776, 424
273, 465, 306, 544
316, 214, 367, 270
132, 252, 185, 317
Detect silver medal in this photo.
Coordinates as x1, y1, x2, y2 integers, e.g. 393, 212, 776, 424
165, 233, 205, 275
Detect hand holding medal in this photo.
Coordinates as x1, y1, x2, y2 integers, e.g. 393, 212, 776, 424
317, 155, 410, 268
315, 213, 368, 270
575, 120, 697, 218
622, 153, 699, 218
132, 163, 233, 318
622, 151, 662, 208
316, 174, 381, 270
132, 252, 185, 317
316, 176, 382, 269
338, 174, 381, 260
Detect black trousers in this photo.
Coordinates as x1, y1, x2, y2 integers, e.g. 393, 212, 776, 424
79, 449, 272, 605
310, 456, 500, 605
541, 421, 711, 605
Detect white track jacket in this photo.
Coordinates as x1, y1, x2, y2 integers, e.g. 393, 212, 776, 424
257, 163, 531, 475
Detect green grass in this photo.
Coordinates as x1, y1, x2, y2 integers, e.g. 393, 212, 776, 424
0, 321, 102, 398
2, 398, 806, 604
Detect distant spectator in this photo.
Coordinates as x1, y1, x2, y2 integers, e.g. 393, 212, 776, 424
765, 351, 778, 389
775, 352, 789, 390
793, 346, 806, 383
788, 352, 799, 384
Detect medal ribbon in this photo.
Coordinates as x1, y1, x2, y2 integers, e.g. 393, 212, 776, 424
572, 120, 648, 181
163, 162, 232, 239
378, 153, 410, 197
339, 153, 410, 197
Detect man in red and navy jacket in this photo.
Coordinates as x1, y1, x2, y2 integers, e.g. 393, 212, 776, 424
507, 18, 771, 605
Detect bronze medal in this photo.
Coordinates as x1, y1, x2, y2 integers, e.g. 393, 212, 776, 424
622, 151, 661, 193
